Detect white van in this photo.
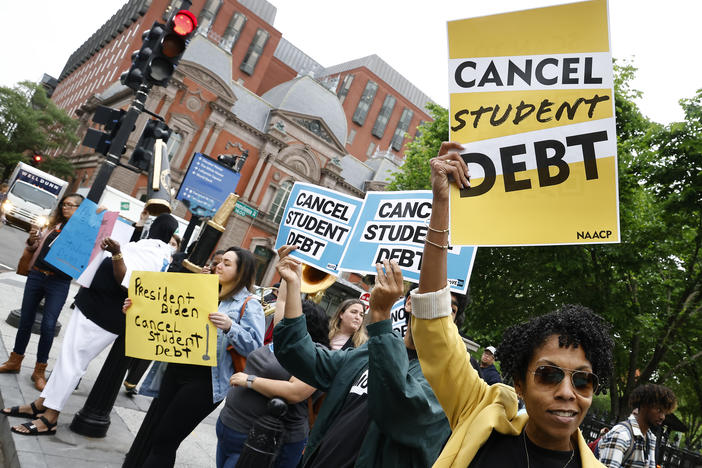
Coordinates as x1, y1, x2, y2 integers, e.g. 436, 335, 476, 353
2, 162, 69, 230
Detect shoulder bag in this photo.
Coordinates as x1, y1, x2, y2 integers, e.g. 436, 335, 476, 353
226, 295, 254, 372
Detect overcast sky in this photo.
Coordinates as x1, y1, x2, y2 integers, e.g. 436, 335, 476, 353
2, 0, 699, 124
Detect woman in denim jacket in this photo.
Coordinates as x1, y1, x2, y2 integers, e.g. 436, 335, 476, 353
124, 246, 265, 467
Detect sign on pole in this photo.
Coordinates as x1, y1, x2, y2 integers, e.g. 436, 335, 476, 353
448, 0, 618, 246
234, 200, 258, 218
126, 271, 219, 366
176, 153, 241, 217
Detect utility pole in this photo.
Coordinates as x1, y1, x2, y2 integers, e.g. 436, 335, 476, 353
70, 7, 198, 438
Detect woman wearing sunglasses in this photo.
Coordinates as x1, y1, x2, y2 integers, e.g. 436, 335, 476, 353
0, 193, 84, 392
409, 142, 614, 467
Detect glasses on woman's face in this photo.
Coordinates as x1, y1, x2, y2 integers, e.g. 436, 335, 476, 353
530, 365, 599, 396
62, 202, 80, 208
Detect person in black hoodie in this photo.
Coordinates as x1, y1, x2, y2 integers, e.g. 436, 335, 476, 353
5, 214, 178, 436
479, 345, 503, 385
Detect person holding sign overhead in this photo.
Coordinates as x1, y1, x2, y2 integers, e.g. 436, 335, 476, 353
0, 193, 84, 391
216, 281, 330, 468
4, 213, 178, 436
273, 246, 450, 468
124, 246, 265, 467
409, 142, 614, 467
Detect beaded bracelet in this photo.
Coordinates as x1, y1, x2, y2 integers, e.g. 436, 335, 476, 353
425, 239, 449, 250
427, 225, 449, 234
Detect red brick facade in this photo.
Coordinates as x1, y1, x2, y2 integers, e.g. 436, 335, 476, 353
52, 0, 433, 293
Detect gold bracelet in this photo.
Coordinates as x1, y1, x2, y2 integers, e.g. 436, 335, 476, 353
112, 252, 124, 261
425, 239, 449, 250
427, 225, 449, 234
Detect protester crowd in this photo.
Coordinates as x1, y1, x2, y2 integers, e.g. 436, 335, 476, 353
0, 142, 682, 467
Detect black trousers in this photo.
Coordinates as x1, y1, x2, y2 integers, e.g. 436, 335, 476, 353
124, 358, 151, 385
123, 363, 221, 468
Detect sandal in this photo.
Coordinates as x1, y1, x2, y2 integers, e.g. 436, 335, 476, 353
1, 401, 42, 418
11, 415, 57, 436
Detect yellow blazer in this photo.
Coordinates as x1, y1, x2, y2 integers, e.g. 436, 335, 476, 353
411, 309, 605, 468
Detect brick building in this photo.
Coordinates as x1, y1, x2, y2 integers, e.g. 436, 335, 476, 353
48, 0, 434, 290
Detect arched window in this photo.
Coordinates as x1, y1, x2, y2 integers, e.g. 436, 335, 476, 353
198, 0, 222, 36
240, 28, 269, 75
267, 180, 293, 224
220, 12, 247, 51
166, 132, 183, 161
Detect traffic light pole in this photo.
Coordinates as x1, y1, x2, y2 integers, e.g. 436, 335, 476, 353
86, 83, 151, 203
71, 4, 198, 439
70, 83, 152, 438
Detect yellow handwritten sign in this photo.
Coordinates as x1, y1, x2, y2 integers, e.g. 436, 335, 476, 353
448, 0, 619, 246
126, 271, 219, 366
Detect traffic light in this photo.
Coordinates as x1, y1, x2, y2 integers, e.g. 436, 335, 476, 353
128, 119, 172, 171
30, 153, 43, 166
82, 106, 127, 156
145, 10, 197, 87
121, 23, 165, 91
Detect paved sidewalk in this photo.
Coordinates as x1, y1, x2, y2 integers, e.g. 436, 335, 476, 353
0, 271, 219, 467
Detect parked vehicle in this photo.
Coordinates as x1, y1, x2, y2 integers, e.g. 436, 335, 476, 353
1, 163, 69, 230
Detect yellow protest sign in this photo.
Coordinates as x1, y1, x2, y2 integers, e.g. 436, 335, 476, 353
448, 0, 619, 246
126, 271, 219, 366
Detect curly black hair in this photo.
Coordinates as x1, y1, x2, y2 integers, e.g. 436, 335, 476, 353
629, 384, 677, 412
302, 300, 331, 349
497, 304, 613, 393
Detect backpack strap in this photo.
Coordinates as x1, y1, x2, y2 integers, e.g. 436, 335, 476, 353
621, 419, 636, 463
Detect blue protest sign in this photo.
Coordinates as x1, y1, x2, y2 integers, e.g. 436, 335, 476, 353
339, 191, 476, 294
275, 182, 363, 276
45, 199, 103, 278
390, 297, 408, 337
176, 153, 241, 217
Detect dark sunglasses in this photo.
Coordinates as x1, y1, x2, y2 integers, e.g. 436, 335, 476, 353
531, 365, 599, 396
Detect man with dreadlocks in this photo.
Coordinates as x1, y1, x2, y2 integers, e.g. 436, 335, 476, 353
598, 384, 677, 468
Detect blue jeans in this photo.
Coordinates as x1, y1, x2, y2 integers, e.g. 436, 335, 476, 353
13, 269, 71, 363
216, 417, 306, 468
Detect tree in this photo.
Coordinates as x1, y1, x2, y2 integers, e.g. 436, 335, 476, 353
39, 155, 76, 181
387, 102, 448, 191
0, 81, 78, 180
388, 64, 702, 444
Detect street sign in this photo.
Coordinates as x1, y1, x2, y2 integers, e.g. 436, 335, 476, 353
234, 201, 258, 218
176, 153, 241, 217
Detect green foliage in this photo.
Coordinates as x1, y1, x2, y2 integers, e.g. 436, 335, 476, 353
0, 81, 78, 180
388, 63, 702, 447
39, 155, 76, 181
590, 394, 611, 416
387, 102, 447, 191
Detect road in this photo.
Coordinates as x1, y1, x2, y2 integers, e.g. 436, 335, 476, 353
0, 224, 29, 273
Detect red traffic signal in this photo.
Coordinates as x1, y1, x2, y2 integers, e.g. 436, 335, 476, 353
145, 10, 197, 87
172, 10, 196, 36
32, 154, 43, 164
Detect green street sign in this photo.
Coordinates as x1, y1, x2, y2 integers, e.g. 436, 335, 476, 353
234, 201, 258, 218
